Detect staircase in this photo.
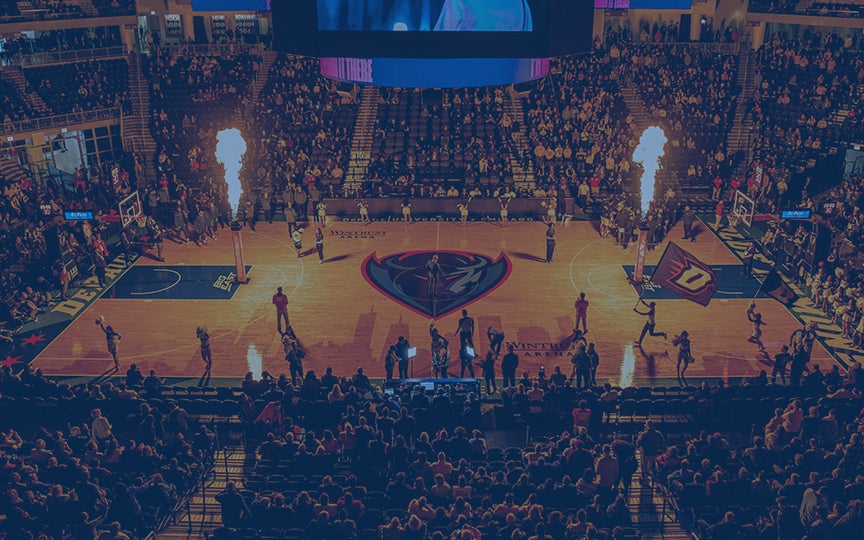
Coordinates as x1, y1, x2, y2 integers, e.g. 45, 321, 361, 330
0, 155, 32, 185
155, 446, 251, 540
250, 50, 278, 101
725, 40, 757, 177
0, 65, 51, 116
123, 53, 158, 186
75, 0, 98, 17
795, 0, 816, 14
507, 97, 536, 190
630, 453, 692, 540
620, 85, 651, 135
344, 86, 380, 190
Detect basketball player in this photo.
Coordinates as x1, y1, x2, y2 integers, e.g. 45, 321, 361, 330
315, 227, 324, 264
455, 309, 475, 350
272, 287, 289, 333
96, 317, 121, 370
634, 299, 667, 346
545, 221, 556, 263
292, 227, 303, 258
197, 326, 212, 369
426, 254, 441, 297
742, 242, 757, 276
672, 330, 692, 386
574, 292, 589, 333
747, 303, 767, 352
148, 217, 165, 261
316, 201, 327, 228
401, 198, 412, 223
498, 197, 510, 226
358, 199, 370, 223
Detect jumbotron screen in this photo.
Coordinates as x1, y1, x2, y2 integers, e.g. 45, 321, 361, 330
274, 0, 593, 58
317, 0, 535, 32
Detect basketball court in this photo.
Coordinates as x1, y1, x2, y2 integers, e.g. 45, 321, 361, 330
13, 216, 833, 387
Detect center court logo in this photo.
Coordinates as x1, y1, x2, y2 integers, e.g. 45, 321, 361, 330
362, 251, 511, 319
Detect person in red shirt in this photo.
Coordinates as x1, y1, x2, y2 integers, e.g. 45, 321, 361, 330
272, 287, 290, 333
574, 292, 589, 333
713, 200, 725, 230
712, 176, 723, 201
728, 178, 742, 201
92, 233, 108, 258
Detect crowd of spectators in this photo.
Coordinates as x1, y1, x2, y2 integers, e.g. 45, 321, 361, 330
0, 26, 123, 61
747, 30, 863, 202
627, 43, 739, 189
168, 317, 858, 540
24, 58, 131, 115
144, 46, 260, 236
0, 364, 217, 539
244, 54, 358, 205
361, 87, 515, 197
0, 155, 135, 327
749, 0, 863, 18
0, 80, 35, 124
0, 0, 134, 22
522, 47, 635, 201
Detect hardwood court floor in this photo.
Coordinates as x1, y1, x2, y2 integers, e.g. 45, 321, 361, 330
32, 219, 834, 385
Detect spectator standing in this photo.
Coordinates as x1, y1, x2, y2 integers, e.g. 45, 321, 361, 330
636, 420, 665, 480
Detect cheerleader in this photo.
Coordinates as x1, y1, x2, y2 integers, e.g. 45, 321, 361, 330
401, 198, 412, 223
292, 228, 303, 258
747, 303, 767, 352
457, 197, 472, 226
498, 197, 510, 227
96, 317, 121, 370
358, 199, 370, 223
316, 201, 327, 228
542, 196, 557, 223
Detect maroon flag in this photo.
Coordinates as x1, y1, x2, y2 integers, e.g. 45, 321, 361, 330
650, 242, 717, 306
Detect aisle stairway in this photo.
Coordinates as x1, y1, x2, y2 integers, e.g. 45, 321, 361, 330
250, 50, 277, 101
631, 452, 692, 540
0, 65, 51, 116
76, 0, 98, 17
620, 85, 651, 135
726, 38, 757, 178
507, 97, 536, 191
123, 53, 158, 186
345, 86, 380, 190
0, 155, 32, 185
156, 446, 251, 540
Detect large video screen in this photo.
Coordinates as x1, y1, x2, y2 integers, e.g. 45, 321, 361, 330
275, 0, 592, 59
317, 0, 534, 32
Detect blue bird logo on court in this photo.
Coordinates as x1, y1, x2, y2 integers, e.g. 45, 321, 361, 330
362, 251, 512, 319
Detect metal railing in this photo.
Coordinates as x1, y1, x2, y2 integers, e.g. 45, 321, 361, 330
9, 46, 125, 67
1, 106, 121, 136
158, 43, 266, 56
0, 9, 134, 24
